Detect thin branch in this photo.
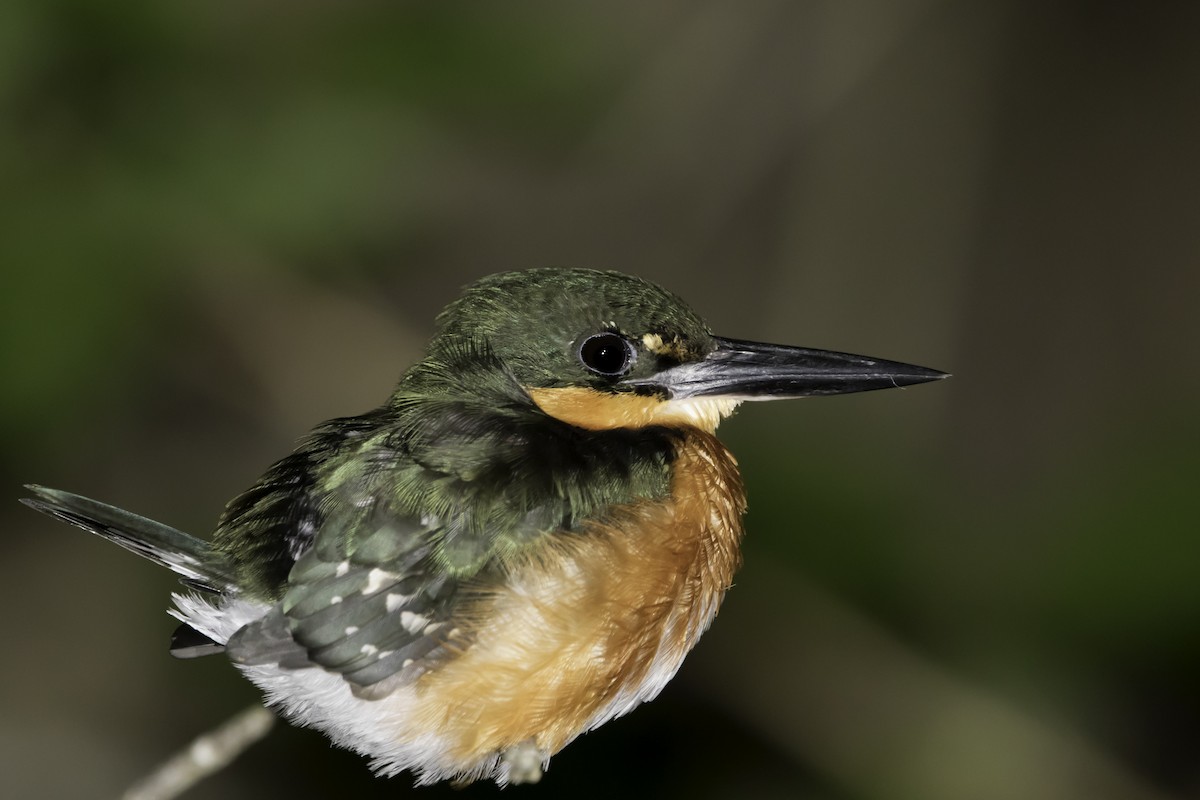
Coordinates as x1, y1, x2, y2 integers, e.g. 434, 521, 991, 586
122, 704, 276, 800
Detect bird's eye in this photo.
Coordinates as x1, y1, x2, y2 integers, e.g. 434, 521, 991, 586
578, 333, 636, 377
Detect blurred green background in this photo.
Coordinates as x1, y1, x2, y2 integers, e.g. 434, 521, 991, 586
4, 2, 1199, 798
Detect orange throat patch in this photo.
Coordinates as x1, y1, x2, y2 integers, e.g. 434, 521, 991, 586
526, 386, 742, 434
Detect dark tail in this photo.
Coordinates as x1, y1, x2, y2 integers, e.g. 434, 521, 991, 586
22, 484, 237, 594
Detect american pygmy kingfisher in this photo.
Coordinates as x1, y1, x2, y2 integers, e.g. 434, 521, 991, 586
24, 268, 945, 785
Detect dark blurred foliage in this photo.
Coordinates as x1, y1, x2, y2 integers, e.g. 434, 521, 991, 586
4, 1, 1199, 798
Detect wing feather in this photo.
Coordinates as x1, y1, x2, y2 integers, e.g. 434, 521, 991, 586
226, 359, 680, 695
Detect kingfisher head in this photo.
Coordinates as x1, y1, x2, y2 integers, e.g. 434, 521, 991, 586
406, 267, 945, 432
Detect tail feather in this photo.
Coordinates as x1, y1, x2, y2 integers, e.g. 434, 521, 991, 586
22, 484, 237, 594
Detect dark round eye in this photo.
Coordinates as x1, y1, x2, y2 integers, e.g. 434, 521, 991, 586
578, 333, 635, 377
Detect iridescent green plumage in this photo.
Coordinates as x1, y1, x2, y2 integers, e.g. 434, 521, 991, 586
214, 270, 710, 687
24, 267, 946, 785
215, 269, 712, 599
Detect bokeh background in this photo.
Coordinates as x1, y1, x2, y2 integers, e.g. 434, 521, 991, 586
4, 2, 1199, 798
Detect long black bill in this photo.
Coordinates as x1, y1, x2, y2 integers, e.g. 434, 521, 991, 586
633, 336, 948, 400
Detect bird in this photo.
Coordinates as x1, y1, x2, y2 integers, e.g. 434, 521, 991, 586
23, 267, 946, 786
